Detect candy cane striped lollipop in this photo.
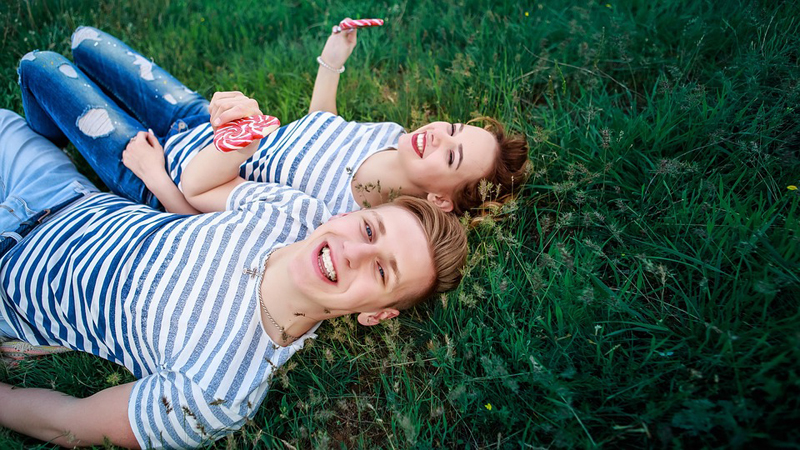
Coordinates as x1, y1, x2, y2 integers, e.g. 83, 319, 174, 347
333, 18, 384, 33
213, 115, 280, 153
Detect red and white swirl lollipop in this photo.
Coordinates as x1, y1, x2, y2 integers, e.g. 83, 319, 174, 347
333, 18, 384, 33
213, 114, 280, 153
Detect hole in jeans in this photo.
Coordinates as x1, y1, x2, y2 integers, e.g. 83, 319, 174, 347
77, 108, 115, 138
58, 64, 78, 78
71, 27, 102, 49
126, 51, 154, 81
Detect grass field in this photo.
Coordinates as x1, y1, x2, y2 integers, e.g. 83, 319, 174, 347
1, 0, 799, 448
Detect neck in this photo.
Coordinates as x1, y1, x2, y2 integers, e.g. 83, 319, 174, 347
351, 150, 424, 208
258, 245, 322, 345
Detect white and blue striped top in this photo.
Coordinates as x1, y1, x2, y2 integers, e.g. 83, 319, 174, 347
0, 182, 330, 449
164, 111, 405, 215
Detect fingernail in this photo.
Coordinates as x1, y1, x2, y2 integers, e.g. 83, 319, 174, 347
213, 119, 221, 126
148, 128, 154, 135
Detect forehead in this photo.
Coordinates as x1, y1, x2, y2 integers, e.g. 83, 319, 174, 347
460, 124, 497, 178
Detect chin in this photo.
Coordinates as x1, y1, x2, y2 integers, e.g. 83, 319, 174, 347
396, 134, 411, 153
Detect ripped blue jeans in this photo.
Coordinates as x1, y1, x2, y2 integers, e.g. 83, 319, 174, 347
17, 27, 210, 208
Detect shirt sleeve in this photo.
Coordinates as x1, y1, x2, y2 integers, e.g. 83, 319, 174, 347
128, 371, 249, 449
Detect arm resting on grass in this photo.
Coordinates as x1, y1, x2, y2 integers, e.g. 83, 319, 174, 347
0, 381, 139, 448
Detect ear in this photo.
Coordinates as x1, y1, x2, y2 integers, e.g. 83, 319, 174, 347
357, 309, 400, 326
426, 192, 454, 212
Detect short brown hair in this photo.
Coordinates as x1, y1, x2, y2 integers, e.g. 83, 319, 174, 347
451, 117, 529, 216
382, 196, 468, 309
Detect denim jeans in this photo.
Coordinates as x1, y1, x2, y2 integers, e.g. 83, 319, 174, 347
0, 314, 14, 339
17, 26, 210, 208
0, 110, 97, 234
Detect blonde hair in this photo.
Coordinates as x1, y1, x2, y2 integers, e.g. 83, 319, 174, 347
451, 117, 530, 216
382, 196, 468, 309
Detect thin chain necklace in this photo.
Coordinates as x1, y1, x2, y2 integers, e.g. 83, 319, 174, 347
253, 250, 299, 343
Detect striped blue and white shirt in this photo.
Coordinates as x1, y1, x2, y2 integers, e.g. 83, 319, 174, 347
164, 111, 405, 215
0, 182, 330, 449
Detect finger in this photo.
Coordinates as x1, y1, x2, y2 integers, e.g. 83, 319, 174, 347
212, 97, 261, 126
215, 104, 263, 126
210, 95, 251, 125
145, 129, 159, 147
210, 91, 243, 102
210, 91, 244, 118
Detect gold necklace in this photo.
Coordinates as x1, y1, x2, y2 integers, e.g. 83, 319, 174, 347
254, 250, 299, 343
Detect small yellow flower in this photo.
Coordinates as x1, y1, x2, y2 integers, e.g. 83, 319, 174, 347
788, 185, 798, 190
606, 3, 612, 7
525, 11, 529, 16
485, 403, 492, 411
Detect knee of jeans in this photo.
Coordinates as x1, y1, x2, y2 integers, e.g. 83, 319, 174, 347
18, 51, 81, 94
18, 51, 71, 79
17, 50, 38, 84
71, 26, 103, 51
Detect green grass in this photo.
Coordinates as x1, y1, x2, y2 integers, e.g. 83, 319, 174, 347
1, 0, 799, 448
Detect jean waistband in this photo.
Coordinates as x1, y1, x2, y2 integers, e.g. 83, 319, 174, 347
0, 193, 84, 258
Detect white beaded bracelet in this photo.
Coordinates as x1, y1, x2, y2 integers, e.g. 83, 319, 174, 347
316, 56, 345, 73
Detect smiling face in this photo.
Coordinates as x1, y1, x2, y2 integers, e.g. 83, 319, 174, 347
395, 121, 498, 211
287, 205, 436, 325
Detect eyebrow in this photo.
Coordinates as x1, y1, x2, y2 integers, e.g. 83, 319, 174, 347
369, 211, 386, 236
390, 259, 400, 284
368, 211, 401, 283
454, 123, 465, 170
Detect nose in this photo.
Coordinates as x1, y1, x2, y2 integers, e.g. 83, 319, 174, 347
341, 241, 377, 268
429, 127, 454, 150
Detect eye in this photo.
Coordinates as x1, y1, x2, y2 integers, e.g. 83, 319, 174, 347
365, 222, 373, 241
450, 123, 456, 136
378, 264, 386, 283
448, 150, 454, 166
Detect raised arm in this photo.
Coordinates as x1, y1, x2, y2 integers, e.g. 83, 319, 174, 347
308, 25, 358, 115
0, 381, 138, 448
122, 130, 200, 215
181, 91, 266, 212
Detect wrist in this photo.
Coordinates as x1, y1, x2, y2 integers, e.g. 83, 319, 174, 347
317, 56, 345, 73
143, 170, 175, 193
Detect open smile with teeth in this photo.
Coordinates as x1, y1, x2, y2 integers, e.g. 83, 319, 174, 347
413, 132, 426, 158
319, 246, 337, 282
